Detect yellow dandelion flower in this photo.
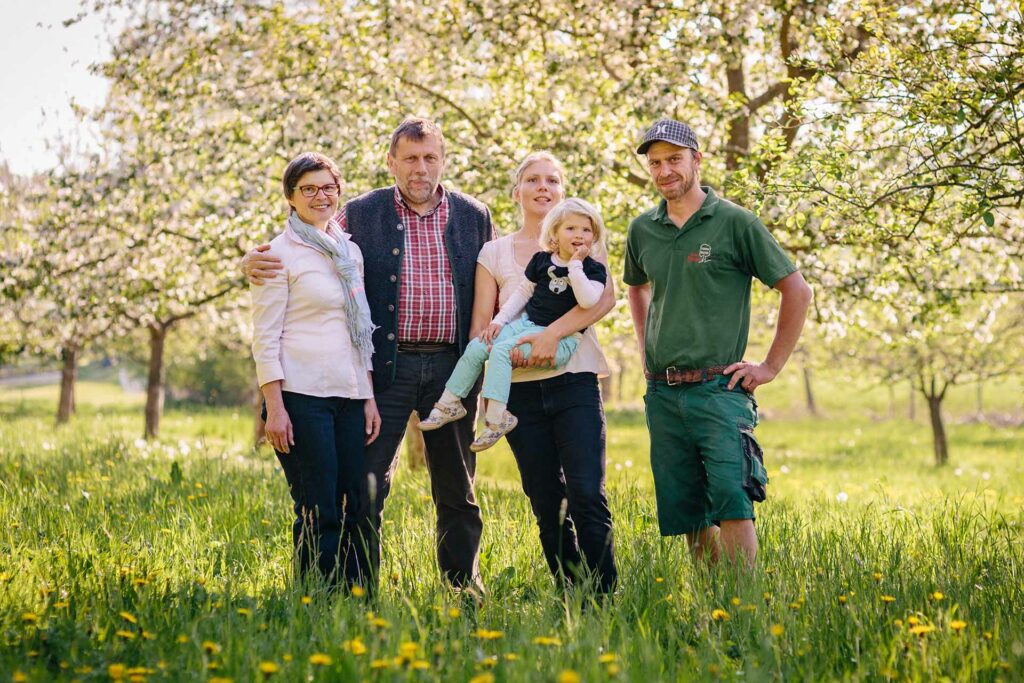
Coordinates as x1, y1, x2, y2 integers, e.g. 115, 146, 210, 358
532, 636, 562, 646
983, 631, 993, 640
399, 642, 419, 660
283, 654, 293, 662
207, 663, 220, 671
909, 624, 936, 636
176, 634, 188, 644
142, 630, 156, 640
789, 602, 802, 611
730, 597, 742, 606
931, 591, 944, 601
655, 577, 664, 583
258, 661, 279, 674
0, 572, 13, 583
349, 639, 367, 656
53, 601, 69, 609
907, 616, 921, 626
370, 659, 390, 669
115, 630, 136, 640
411, 660, 429, 670
607, 662, 622, 676
873, 572, 882, 582
475, 629, 504, 640
369, 617, 391, 629
469, 674, 495, 683
202, 641, 221, 655
208, 678, 232, 683
893, 619, 904, 627
763, 592, 772, 603
950, 620, 967, 633
108, 664, 126, 679
74, 666, 94, 674
300, 596, 312, 605
598, 653, 618, 663
838, 595, 848, 604
125, 668, 155, 676
448, 607, 462, 618
557, 670, 581, 683
132, 578, 149, 586
711, 609, 730, 622
236, 608, 253, 617
881, 595, 896, 603
770, 624, 785, 637
308, 653, 332, 666
665, 594, 674, 602
12, 672, 27, 683
350, 586, 365, 598
504, 653, 519, 661
21, 612, 38, 624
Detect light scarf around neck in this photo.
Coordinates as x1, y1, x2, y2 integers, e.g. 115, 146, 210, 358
287, 212, 376, 366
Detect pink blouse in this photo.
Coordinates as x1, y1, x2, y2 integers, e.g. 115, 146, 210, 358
251, 224, 373, 399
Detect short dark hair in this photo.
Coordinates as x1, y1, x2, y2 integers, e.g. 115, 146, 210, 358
388, 117, 446, 157
282, 152, 341, 200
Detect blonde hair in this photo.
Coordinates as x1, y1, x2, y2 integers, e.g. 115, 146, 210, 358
539, 197, 606, 254
511, 151, 566, 197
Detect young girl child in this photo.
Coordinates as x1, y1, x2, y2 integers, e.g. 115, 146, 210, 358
418, 197, 607, 451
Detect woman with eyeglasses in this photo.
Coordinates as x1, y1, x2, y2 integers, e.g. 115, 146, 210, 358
251, 152, 381, 593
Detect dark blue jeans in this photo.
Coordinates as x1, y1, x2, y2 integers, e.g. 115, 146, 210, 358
506, 372, 617, 593
269, 392, 372, 590
364, 348, 483, 590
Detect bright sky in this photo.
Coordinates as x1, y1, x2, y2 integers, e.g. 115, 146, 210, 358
0, 1, 117, 175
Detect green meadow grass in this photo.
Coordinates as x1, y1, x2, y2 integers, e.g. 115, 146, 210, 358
1, 382, 1022, 681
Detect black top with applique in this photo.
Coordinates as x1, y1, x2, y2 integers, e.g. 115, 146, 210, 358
524, 252, 607, 327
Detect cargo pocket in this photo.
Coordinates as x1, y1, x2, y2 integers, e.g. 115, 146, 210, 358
739, 425, 768, 502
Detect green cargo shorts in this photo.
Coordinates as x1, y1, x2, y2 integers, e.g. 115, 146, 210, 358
644, 375, 768, 536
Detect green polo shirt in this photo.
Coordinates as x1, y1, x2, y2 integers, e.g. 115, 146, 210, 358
623, 187, 797, 373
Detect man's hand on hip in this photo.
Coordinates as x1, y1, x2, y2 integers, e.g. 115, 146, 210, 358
724, 360, 778, 392
243, 244, 283, 285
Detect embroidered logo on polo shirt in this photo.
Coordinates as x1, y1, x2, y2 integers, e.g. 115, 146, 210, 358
687, 243, 712, 263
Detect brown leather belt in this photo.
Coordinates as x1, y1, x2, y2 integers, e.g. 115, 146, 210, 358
397, 341, 457, 353
644, 365, 729, 385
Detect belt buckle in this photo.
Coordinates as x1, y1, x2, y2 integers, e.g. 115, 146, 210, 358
665, 365, 679, 386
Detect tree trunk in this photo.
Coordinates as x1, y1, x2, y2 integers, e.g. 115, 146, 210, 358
802, 365, 818, 416
926, 394, 949, 466
253, 380, 266, 446
908, 384, 916, 421
404, 412, 426, 469
599, 375, 612, 404
56, 344, 79, 424
144, 323, 168, 439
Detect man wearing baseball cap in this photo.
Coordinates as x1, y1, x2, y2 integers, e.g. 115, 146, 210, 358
624, 118, 812, 568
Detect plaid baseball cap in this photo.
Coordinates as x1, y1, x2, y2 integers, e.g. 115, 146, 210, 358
636, 119, 699, 154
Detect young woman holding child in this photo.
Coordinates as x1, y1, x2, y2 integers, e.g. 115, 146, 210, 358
421, 153, 618, 594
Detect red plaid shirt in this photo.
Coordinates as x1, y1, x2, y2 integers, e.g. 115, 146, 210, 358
338, 187, 456, 343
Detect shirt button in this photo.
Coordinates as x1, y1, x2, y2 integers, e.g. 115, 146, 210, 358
389, 275, 397, 282
385, 360, 393, 366
392, 248, 400, 256
387, 304, 395, 312
396, 223, 404, 231
386, 333, 395, 341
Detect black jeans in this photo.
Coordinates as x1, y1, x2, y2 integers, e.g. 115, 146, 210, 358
506, 372, 617, 593
364, 349, 483, 590
269, 392, 372, 590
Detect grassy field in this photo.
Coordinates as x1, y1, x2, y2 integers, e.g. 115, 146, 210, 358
1, 381, 1022, 681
